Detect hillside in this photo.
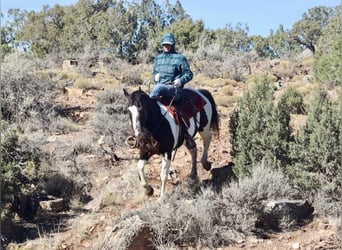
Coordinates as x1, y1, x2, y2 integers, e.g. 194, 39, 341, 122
2, 58, 341, 250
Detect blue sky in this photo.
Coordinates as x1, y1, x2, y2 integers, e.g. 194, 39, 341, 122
1, 0, 340, 37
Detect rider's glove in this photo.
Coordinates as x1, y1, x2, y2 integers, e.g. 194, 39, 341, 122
154, 73, 160, 82
173, 79, 181, 88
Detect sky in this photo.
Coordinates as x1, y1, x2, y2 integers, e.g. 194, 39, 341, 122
1, 0, 340, 37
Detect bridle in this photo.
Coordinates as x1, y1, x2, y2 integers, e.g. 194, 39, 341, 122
126, 89, 179, 158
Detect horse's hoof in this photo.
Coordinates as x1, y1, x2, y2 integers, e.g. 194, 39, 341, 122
145, 185, 154, 196
201, 161, 212, 171
188, 174, 198, 180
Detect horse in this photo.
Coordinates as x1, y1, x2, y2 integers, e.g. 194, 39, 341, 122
123, 87, 219, 200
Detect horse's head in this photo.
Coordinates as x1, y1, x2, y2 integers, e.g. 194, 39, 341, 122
123, 88, 153, 136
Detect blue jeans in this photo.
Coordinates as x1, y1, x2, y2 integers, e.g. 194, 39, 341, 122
150, 83, 182, 101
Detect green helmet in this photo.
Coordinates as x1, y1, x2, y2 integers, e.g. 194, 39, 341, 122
160, 33, 175, 45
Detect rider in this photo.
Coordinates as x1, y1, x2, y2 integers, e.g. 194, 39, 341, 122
150, 33, 195, 148
150, 33, 193, 100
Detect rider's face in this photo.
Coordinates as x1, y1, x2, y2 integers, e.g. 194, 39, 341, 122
162, 44, 171, 52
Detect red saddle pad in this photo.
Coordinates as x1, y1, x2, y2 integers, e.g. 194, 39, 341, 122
159, 89, 206, 124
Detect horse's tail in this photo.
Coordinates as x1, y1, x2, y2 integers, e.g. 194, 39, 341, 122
199, 89, 220, 137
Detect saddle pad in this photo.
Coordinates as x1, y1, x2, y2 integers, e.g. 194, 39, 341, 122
160, 89, 207, 124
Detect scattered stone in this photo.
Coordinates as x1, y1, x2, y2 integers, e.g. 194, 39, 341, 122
237, 239, 245, 244
39, 197, 68, 213
292, 242, 300, 249
64, 87, 84, 97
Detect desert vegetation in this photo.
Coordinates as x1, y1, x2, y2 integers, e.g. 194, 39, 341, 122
1, 1, 341, 249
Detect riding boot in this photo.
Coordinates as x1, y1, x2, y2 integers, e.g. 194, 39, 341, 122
179, 112, 196, 149
184, 132, 196, 149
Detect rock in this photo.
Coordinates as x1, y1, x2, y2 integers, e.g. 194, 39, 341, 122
292, 242, 300, 249
108, 215, 153, 250
39, 198, 69, 212
64, 87, 84, 97
257, 199, 314, 231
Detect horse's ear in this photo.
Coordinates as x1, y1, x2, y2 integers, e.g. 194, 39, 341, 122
123, 88, 129, 97
139, 86, 141, 92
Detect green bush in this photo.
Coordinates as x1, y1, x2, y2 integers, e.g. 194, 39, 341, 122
277, 86, 306, 114
0, 127, 42, 218
229, 78, 292, 176
313, 9, 341, 87
288, 87, 341, 216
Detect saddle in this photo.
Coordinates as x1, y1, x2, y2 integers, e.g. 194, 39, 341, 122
158, 89, 207, 127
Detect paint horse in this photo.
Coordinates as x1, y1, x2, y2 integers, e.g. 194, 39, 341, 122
123, 87, 219, 200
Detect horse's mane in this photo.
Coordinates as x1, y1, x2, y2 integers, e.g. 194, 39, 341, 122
130, 89, 162, 130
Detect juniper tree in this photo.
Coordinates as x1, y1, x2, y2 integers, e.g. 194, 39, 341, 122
288, 88, 341, 194
229, 78, 292, 176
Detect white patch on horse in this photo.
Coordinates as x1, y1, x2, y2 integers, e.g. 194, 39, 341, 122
158, 103, 179, 149
187, 117, 196, 136
195, 90, 213, 131
128, 105, 141, 136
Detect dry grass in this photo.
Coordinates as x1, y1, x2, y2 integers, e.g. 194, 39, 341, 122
296, 83, 316, 98
74, 77, 98, 89
100, 188, 119, 208
290, 114, 307, 135
107, 164, 299, 249
221, 85, 234, 96
215, 95, 240, 107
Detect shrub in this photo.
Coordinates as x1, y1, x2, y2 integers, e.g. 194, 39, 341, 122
0, 127, 43, 219
221, 85, 234, 96
229, 78, 292, 176
288, 87, 341, 216
74, 77, 97, 90
1, 52, 59, 132
93, 88, 130, 160
277, 86, 306, 114
215, 95, 239, 107
313, 11, 341, 87
111, 164, 298, 249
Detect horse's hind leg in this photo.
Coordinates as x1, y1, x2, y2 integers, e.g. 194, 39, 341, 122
187, 145, 198, 179
199, 128, 212, 171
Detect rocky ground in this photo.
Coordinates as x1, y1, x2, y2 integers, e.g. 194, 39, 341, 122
4, 82, 341, 249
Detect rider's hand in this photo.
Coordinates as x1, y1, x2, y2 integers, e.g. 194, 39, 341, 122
173, 79, 181, 88
154, 73, 160, 82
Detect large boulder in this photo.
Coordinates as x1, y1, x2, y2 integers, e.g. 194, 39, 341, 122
257, 199, 314, 231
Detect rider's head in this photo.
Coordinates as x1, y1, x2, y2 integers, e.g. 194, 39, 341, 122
160, 33, 175, 53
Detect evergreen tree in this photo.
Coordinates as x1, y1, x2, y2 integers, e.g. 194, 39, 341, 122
290, 6, 335, 53
289, 88, 341, 193
229, 78, 292, 176
313, 6, 341, 87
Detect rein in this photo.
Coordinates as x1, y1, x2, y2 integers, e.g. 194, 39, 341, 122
141, 90, 180, 160
150, 89, 178, 134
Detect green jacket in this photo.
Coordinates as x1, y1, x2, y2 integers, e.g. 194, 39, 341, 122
153, 49, 193, 87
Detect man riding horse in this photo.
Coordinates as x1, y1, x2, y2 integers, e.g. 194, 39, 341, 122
149, 33, 196, 149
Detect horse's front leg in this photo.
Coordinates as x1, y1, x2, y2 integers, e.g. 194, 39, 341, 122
159, 152, 171, 201
137, 159, 154, 196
